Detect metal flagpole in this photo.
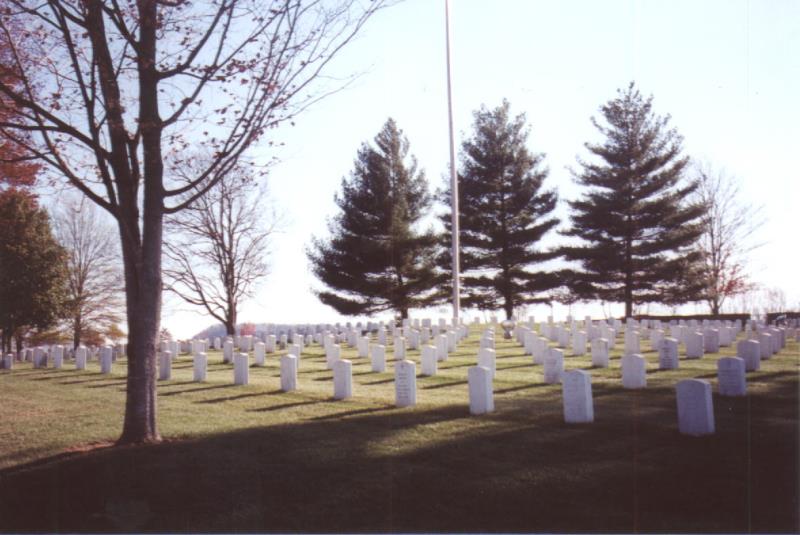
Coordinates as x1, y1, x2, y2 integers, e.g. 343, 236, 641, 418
445, 0, 460, 321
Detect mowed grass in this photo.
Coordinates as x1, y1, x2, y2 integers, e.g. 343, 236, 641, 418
0, 327, 798, 533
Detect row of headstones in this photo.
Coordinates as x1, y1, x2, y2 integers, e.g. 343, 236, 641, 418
1, 345, 120, 373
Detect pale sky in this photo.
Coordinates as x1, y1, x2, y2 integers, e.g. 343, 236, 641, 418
161, 0, 799, 338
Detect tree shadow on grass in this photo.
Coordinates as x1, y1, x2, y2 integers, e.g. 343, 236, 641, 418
1, 360, 797, 534
158, 384, 236, 397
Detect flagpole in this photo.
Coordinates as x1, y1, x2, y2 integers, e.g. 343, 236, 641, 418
445, 0, 460, 321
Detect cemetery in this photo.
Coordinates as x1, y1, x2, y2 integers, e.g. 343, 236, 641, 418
0, 316, 797, 532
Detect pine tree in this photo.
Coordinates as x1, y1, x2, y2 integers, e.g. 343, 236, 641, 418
307, 119, 440, 319
563, 83, 705, 317
441, 100, 560, 320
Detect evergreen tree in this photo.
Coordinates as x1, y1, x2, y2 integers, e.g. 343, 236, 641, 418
307, 119, 440, 319
440, 100, 560, 320
563, 83, 705, 317
0, 189, 69, 352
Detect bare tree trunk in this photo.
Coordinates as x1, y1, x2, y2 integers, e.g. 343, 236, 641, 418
72, 315, 81, 349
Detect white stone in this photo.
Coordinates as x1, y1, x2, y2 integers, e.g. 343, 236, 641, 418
685, 331, 704, 359
758, 333, 772, 360
100, 346, 112, 374
265, 335, 276, 353
223, 340, 234, 363
557, 328, 570, 349
590, 338, 609, 368
676, 379, 715, 436
254, 342, 266, 366
53, 345, 64, 369
737, 339, 760, 371
213, 337, 221, 350
159, 350, 172, 380
436, 334, 448, 361
333, 359, 353, 400
658, 337, 680, 370
326, 344, 341, 370
562, 370, 594, 423
233, 353, 249, 385
393, 337, 406, 360
370, 344, 386, 373
543, 348, 564, 384
75, 346, 87, 370
193, 352, 207, 382
357, 336, 370, 358
468, 366, 494, 415
280, 355, 298, 391
717, 357, 746, 397
572, 331, 587, 356
704, 328, 720, 353
477, 347, 496, 379
2, 354, 12, 370
420, 345, 437, 376
621, 354, 647, 389
624, 330, 640, 356
395, 360, 417, 408
288, 343, 301, 358
447, 331, 456, 352
532, 336, 548, 365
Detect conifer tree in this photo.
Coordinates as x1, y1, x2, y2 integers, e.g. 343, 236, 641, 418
563, 83, 705, 317
308, 119, 440, 319
440, 100, 560, 319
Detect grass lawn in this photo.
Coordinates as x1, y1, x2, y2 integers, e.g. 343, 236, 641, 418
0, 326, 798, 532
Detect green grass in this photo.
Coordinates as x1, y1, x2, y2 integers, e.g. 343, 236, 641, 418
0, 327, 798, 532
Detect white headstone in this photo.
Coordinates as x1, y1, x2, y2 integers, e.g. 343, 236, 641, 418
704, 328, 720, 354
223, 340, 234, 363
658, 337, 680, 370
572, 331, 587, 356
254, 342, 266, 366
468, 365, 494, 415
193, 352, 207, 382
280, 355, 298, 391
591, 338, 609, 368
265, 335, 277, 353
717, 357, 746, 397
676, 379, 715, 436
562, 370, 594, 423
326, 344, 341, 370
436, 334, 449, 362
543, 348, 564, 384
685, 331, 704, 359
159, 351, 172, 380
477, 347, 496, 380
75, 346, 87, 370
395, 360, 417, 408
233, 353, 249, 385
53, 345, 64, 369
393, 337, 406, 360
333, 359, 353, 400
736, 339, 760, 372
421, 345, 437, 376
757, 333, 772, 360
370, 344, 386, 373
621, 354, 647, 389
2, 354, 12, 370
100, 346, 112, 374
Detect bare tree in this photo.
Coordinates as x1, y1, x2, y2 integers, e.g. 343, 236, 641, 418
693, 163, 764, 315
54, 197, 124, 349
0, 1, 387, 444
164, 160, 276, 336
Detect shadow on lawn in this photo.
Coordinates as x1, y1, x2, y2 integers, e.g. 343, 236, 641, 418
0, 370, 797, 534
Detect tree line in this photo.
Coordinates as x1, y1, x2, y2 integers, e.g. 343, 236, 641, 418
308, 83, 757, 320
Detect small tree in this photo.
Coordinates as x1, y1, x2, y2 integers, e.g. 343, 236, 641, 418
0, 188, 68, 353
164, 160, 274, 336
54, 197, 124, 349
308, 118, 441, 319
563, 83, 705, 317
440, 101, 560, 319
692, 163, 763, 315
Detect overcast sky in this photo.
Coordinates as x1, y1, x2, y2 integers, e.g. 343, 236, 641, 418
158, 0, 799, 338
